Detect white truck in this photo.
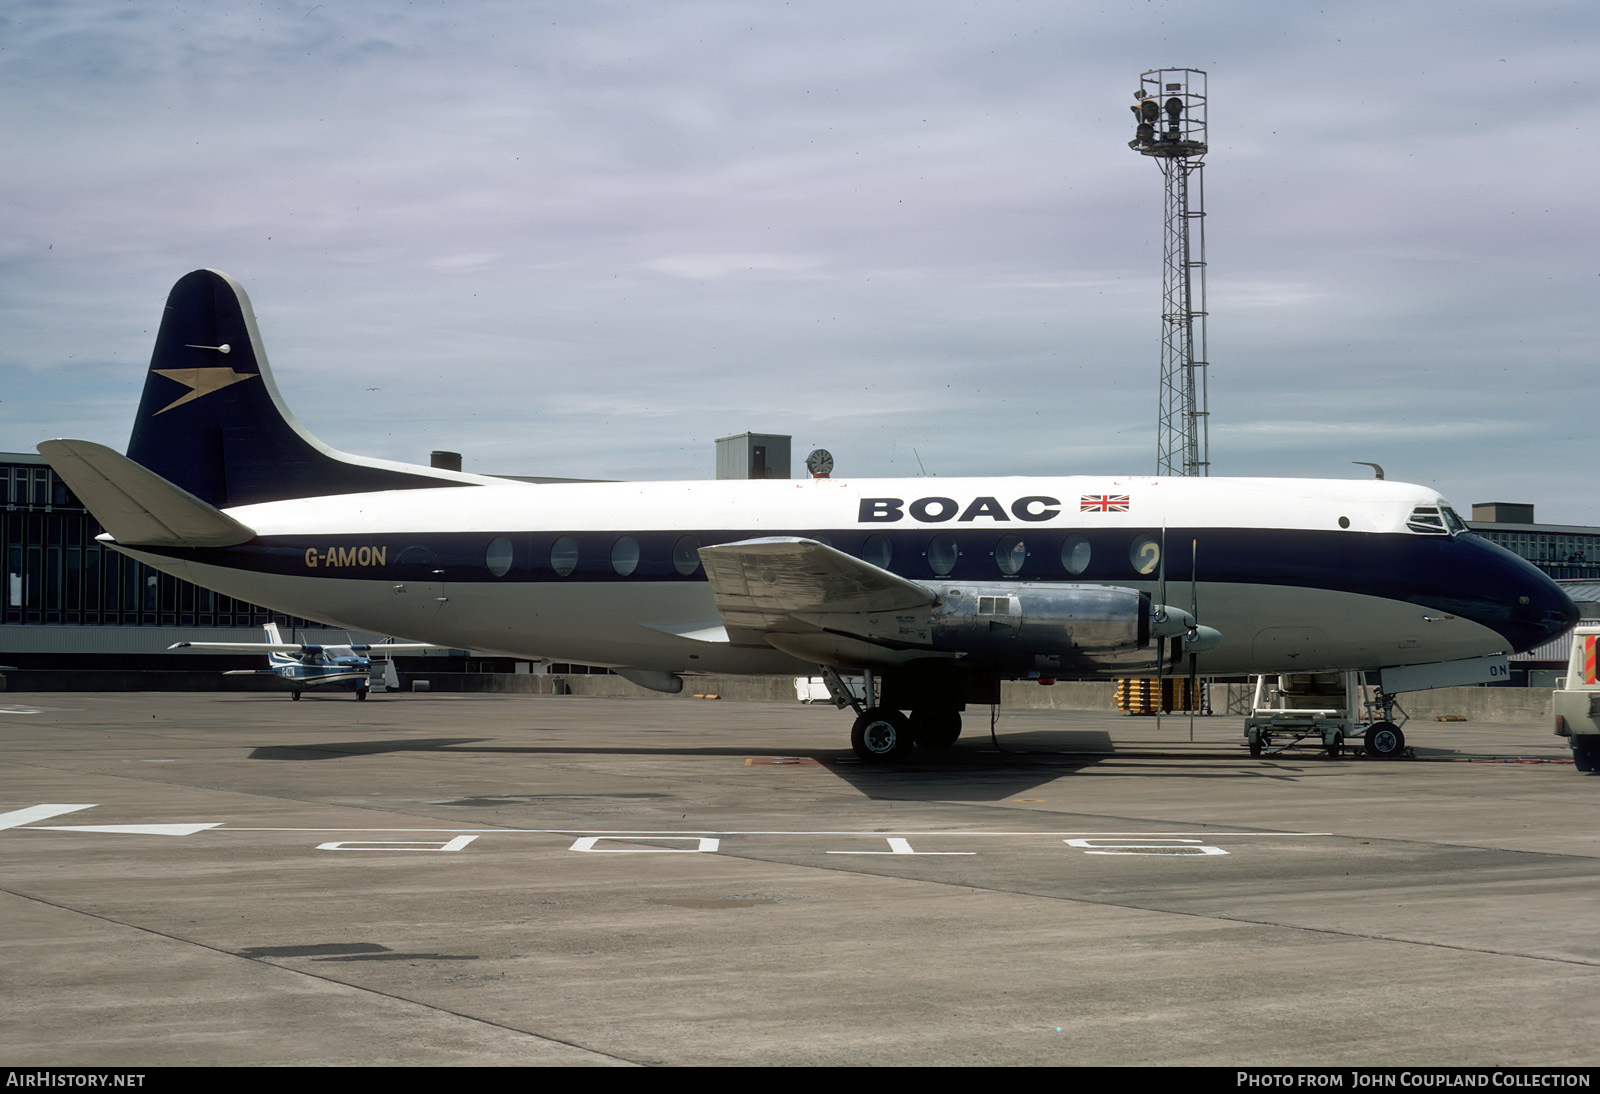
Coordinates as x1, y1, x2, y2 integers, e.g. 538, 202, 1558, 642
1553, 624, 1600, 773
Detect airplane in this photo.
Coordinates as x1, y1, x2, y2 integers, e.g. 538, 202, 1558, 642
38, 270, 1579, 761
168, 622, 441, 700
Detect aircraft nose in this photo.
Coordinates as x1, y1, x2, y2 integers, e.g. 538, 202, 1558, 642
1498, 557, 1579, 652
1443, 535, 1579, 654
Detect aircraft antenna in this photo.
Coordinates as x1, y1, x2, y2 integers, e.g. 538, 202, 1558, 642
1128, 68, 1210, 477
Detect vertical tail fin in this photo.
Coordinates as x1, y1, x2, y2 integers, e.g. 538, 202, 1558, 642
125, 270, 487, 508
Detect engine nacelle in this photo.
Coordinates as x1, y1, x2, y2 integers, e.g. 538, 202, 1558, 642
927, 582, 1153, 674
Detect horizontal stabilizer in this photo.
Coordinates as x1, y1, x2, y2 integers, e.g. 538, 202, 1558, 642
37, 439, 255, 548
698, 537, 935, 645
638, 621, 731, 644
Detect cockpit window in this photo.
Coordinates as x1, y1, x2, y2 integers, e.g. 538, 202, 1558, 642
1406, 505, 1456, 535
1442, 507, 1467, 534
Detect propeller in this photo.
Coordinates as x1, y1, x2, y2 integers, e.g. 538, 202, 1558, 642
1180, 537, 1224, 732
1152, 526, 1174, 722
1149, 525, 1190, 717
1149, 530, 1221, 723
1188, 538, 1199, 736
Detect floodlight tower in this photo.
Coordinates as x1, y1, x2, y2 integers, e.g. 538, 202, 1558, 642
1128, 68, 1209, 477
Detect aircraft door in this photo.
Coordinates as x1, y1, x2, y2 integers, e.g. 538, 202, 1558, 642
389, 544, 448, 627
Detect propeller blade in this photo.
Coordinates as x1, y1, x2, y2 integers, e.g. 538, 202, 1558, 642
1155, 525, 1168, 717
1190, 538, 1199, 738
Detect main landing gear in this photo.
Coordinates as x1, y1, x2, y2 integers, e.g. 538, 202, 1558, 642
850, 707, 912, 761
824, 668, 965, 762
847, 705, 964, 761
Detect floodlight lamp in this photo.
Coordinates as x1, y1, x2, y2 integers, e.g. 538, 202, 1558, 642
1140, 99, 1161, 123
1165, 97, 1184, 119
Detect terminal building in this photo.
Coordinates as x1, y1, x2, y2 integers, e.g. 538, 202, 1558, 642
4, 448, 1597, 682
2, 450, 346, 670
1466, 502, 1600, 582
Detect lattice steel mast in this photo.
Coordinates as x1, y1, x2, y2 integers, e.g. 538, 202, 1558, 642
1128, 69, 1209, 477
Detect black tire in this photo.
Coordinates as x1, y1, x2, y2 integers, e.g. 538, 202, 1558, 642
1326, 731, 1344, 758
291, 691, 301, 701
1365, 722, 1405, 758
909, 707, 962, 749
1573, 737, 1600, 774
1247, 730, 1264, 758
851, 707, 914, 762
356, 687, 368, 702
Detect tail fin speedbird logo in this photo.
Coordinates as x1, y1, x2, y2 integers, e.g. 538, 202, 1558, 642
152, 368, 258, 414
1080, 494, 1131, 513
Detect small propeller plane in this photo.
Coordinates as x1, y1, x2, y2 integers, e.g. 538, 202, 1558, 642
170, 622, 440, 700
37, 270, 1579, 759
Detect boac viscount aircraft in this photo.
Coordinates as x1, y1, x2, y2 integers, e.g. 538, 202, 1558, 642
39, 271, 1577, 760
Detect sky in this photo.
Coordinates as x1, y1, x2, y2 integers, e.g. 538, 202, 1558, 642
2, 0, 1596, 522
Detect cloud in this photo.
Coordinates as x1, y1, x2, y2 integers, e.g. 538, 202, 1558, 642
1, 0, 1596, 526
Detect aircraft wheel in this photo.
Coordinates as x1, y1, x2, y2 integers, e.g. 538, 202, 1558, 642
356, 687, 369, 702
1365, 722, 1405, 758
851, 707, 914, 762
1573, 737, 1600, 773
909, 707, 962, 749
291, 691, 301, 701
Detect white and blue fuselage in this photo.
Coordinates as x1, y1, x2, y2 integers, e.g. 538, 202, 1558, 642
116, 472, 1573, 679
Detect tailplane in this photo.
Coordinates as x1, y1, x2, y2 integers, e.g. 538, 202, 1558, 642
124, 269, 491, 508
36, 439, 254, 548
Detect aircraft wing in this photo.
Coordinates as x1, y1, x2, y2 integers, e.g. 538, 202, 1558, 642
171, 641, 307, 653
697, 537, 938, 656
348, 643, 443, 653
171, 641, 443, 653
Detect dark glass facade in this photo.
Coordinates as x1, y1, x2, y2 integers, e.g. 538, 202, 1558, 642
3, 453, 316, 631
1469, 524, 1600, 581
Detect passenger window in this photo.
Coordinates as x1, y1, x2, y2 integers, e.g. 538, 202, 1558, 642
485, 536, 513, 577
862, 534, 892, 569
396, 545, 439, 572
994, 534, 1026, 576
611, 536, 640, 576
673, 535, 701, 576
550, 536, 579, 577
926, 534, 959, 576
1061, 533, 1091, 575
1129, 534, 1160, 575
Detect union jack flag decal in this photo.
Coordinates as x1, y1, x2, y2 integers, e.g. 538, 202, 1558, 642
1080, 494, 1130, 513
